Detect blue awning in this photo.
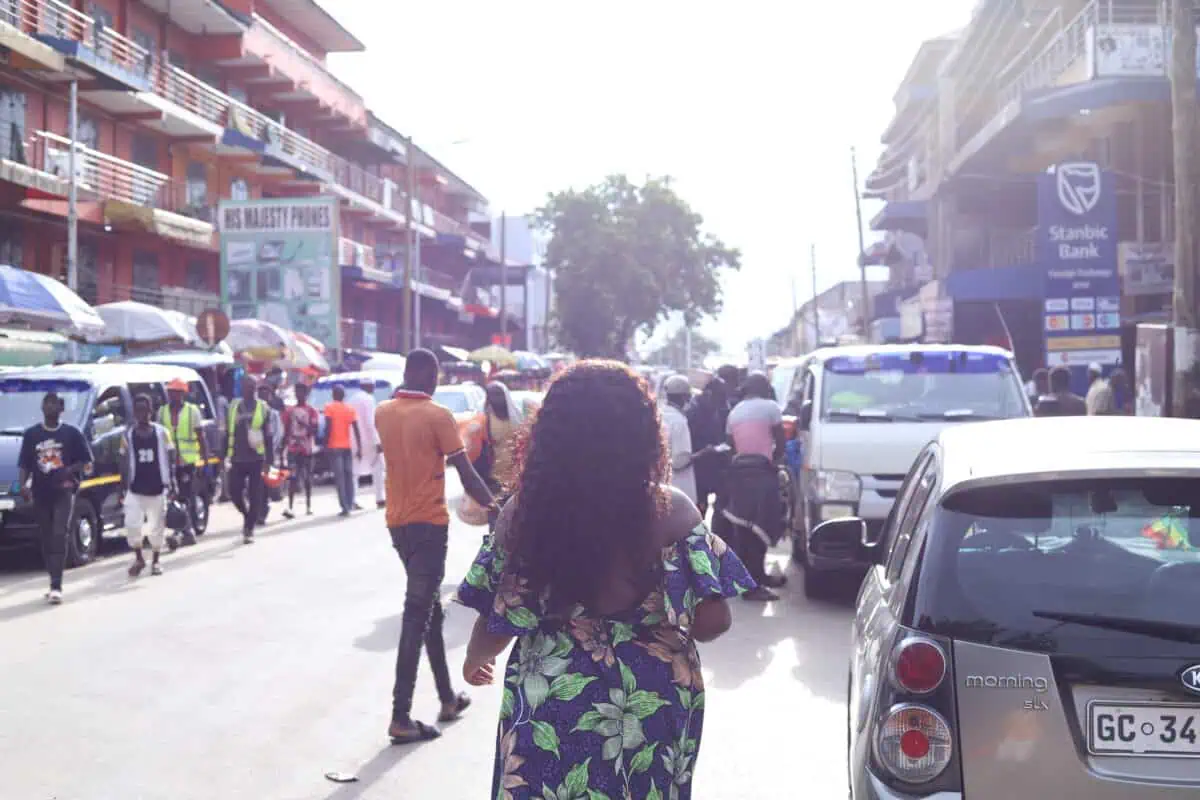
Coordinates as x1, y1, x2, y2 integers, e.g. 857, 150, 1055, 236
869, 200, 927, 232
945, 263, 1045, 302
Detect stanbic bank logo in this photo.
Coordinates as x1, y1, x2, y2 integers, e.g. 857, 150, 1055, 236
1056, 162, 1102, 216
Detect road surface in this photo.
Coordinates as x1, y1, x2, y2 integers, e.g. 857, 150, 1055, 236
0, 480, 855, 799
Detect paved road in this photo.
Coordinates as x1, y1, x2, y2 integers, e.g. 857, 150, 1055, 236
0, 480, 855, 799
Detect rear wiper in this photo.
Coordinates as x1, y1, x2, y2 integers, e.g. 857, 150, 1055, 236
826, 409, 893, 422
1031, 610, 1200, 644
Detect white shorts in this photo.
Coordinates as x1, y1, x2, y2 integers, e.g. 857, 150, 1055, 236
124, 492, 167, 551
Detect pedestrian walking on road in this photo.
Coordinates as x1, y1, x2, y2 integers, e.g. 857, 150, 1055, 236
226, 375, 273, 544
662, 373, 709, 505
121, 394, 175, 578
18, 391, 93, 605
160, 378, 207, 548
685, 375, 729, 519
322, 385, 362, 517
377, 348, 497, 745
457, 360, 753, 799
348, 379, 384, 509
256, 381, 284, 526
281, 382, 318, 518
1035, 365, 1087, 417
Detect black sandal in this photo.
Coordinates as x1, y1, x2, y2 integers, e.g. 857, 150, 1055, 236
388, 720, 441, 745
438, 693, 472, 722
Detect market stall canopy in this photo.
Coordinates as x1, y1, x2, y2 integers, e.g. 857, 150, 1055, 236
96, 301, 195, 345
434, 345, 469, 363
277, 335, 330, 373
512, 350, 547, 372
226, 319, 292, 360
468, 344, 516, 368
0, 264, 104, 339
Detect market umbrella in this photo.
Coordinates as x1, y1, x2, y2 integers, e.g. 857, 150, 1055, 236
468, 344, 516, 368
512, 350, 547, 372
96, 301, 195, 345
225, 318, 292, 361
277, 335, 330, 373
292, 330, 326, 354
0, 264, 104, 339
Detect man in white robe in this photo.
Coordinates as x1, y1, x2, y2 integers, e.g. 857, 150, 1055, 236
348, 379, 384, 508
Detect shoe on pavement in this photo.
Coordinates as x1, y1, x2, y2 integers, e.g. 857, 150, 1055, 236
151, 562, 163, 576
388, 719, 441, 745
742, 586, 779, 602
45, 589, 63, 605
338, 510, 350, 518
282, 510, 295, 520
166, 535, 180, 553
376, 500, 386, 509
243, 534, 254, 544
129, 560, 146, 578
352, 503, 363, 511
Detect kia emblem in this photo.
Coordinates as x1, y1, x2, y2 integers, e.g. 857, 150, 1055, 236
1180, 665, 1200, 695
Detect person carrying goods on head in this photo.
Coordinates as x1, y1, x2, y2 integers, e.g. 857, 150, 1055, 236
160, 378, 209, 549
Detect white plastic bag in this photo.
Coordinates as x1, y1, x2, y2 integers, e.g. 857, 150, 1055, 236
456, 494, 489, 527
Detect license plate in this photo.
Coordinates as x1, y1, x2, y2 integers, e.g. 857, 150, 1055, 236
1089, 703, 1200, 757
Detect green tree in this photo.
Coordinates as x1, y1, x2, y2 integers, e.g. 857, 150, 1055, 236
538, 175, 740, 358
645, 326, 720, 370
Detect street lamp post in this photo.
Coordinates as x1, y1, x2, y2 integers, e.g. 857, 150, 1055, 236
67, 79, 78, 293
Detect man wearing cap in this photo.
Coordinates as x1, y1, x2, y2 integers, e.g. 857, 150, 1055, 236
661, 374, 710, 505
160, 378, 209, 548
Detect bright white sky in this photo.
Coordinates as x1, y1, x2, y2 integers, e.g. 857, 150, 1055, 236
325, 0, 973, 354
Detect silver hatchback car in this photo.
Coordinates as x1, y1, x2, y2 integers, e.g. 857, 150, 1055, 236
816, 416, 1200, 798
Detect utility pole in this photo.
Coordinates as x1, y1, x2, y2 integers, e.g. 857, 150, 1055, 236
1170, 0, 1197, 331
413, 198, 423, 349
67, 79, 78, 292
499, 211, 508, 346
810, 243, 820, 349
401, 136, 415, 353
850, 147, 871, 335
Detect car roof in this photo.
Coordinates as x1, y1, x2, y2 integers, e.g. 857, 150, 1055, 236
938, 416, 1200, 496
2, 363, 203, 387
808, 343, 1013, 363
313, 370, 404, 387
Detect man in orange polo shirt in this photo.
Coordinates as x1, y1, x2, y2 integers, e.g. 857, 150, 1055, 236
376, 348, 496, 745
322, 384, 362, 517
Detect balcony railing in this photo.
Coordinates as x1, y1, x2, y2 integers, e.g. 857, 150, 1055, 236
78, 281, 218, 314
37, 130, 168, 207
10, 0, 152, 80
417, 267, 461, 293
153, 62, 232, 128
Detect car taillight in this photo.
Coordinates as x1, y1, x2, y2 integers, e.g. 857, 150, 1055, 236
890, 636, 946, 694
876, 704, 953, 783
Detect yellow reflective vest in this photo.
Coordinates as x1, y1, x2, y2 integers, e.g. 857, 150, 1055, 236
159, 402, 202, 465
227, 398, 267, 456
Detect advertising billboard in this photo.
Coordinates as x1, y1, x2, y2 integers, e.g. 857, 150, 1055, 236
1038, 162, 1121, 375
218, 197, 341, 350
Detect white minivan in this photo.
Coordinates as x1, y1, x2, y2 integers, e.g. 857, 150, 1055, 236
787, 344, 1032, 598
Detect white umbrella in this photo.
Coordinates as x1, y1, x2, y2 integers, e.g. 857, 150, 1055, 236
225, 318, 292, 359
96, 301, 195, 345
277, 335, 329, 372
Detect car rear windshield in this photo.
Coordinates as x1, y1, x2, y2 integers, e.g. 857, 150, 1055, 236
432, 389, 469, 414
912, 477, 1200, 657
0, 378, 90, 434
820, 351, 1026, 421
309, 381, 394, 413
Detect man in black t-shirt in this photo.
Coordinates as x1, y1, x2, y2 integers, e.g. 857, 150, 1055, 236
18, 392, 94, 605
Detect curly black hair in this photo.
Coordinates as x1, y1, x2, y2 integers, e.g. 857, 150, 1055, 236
505, 359, 670, 615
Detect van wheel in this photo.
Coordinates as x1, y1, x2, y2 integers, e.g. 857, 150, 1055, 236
65, 498, 99, 568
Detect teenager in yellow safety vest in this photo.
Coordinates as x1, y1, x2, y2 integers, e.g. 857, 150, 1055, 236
226, 375, 273, 544
161, 379, 209, 548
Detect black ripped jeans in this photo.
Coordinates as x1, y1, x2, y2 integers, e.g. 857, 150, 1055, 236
390, 522, 455, 722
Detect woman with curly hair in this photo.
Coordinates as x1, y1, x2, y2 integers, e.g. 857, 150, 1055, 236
456, 360, 754, 799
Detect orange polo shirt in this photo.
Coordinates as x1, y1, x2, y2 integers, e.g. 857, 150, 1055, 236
376, 390, 465, 527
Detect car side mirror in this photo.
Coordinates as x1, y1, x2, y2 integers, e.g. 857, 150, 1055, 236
799, 400, 813, 431
809, 517, 868, 560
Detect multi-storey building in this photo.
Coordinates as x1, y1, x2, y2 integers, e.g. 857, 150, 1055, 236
865, 0, 1189, 382
0, 0, 511, 352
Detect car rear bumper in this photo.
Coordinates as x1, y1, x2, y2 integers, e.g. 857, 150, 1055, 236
863, 770, 961, 799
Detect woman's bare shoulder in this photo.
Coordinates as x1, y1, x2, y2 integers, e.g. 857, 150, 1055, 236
651, 485, 703, 549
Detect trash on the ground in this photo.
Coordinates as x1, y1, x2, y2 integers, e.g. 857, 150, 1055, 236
324, 771, 358, 783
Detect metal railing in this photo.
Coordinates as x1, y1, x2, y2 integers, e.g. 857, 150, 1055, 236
154, 62, 232, 128
36, 130, 168, 207
78, 281, 217, 313
953, 226, 1036, 270
417, 267, 460, 292
8, 0, 151, 79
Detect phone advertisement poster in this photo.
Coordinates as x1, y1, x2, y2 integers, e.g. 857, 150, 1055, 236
218, 196, 341, 351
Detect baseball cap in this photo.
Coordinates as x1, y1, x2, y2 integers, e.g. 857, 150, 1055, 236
663, 374, 691, 395
1088, 362, 1102, 374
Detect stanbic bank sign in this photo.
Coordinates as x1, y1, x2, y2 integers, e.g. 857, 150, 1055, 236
1037, 162, 1121, 368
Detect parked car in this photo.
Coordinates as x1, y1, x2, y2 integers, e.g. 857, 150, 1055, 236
0, 363, 219, 565
432, 383, 487, 463
308, 370, 405, 478
831, 415, 1200, 798
789, 344, 1031, 598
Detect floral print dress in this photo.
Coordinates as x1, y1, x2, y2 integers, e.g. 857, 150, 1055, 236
457, 524, 755, 800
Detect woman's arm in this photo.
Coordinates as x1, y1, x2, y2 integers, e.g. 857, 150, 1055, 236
463, 616, 513, 685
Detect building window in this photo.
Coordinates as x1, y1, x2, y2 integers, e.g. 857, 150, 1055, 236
131, 132, 158, 170
132, 251, 161, 304
132, 28, 155, 75
185, 259, 208, 293
0, 87, 25, 164
0, 221, 22, 271
186, 161, 208, 208
230, 177, 249, 201
77, 241, 97, 302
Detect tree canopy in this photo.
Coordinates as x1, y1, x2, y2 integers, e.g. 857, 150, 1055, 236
538, 175, 740, 358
